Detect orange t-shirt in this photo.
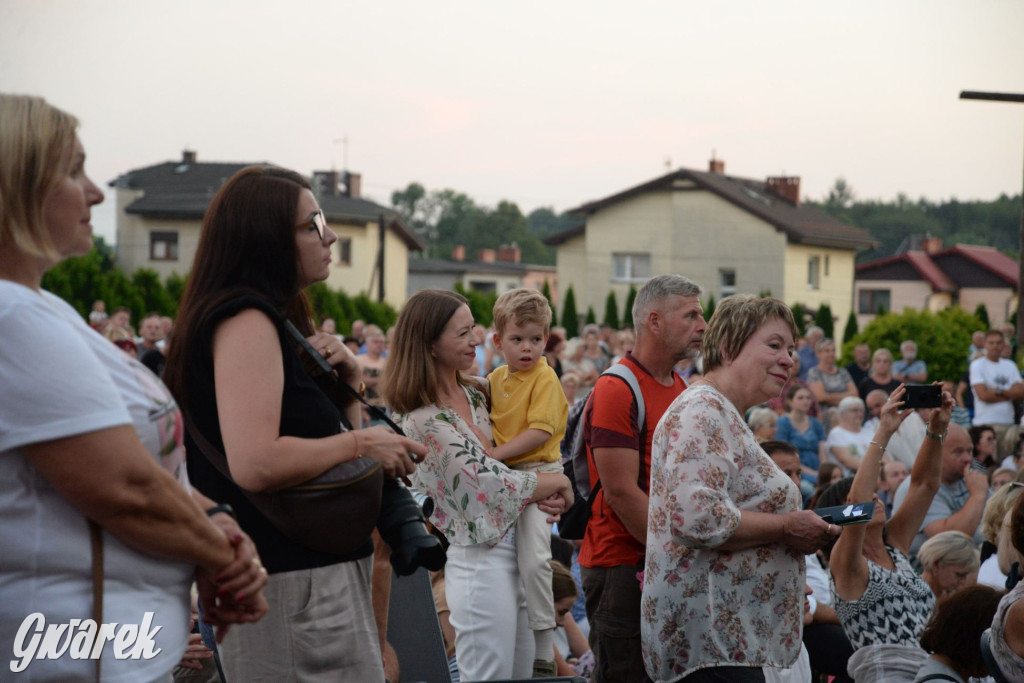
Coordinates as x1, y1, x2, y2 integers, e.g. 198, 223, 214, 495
577, 355, 686, 568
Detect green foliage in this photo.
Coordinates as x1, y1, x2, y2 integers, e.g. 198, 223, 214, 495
603, 291, 620, 330
585, 307, 596, 325
842, 307, 981, 384
790, 303, 807, 337
164, 273, 187, 317
842, 311, 859, 345
704, 294, 716, 322
974, 303, 990, 330
453, 284, 497, 329
132, 269, 175, 316
562, 286, 579, 339
623, 286, 637, 329
541, 279, 556, 326
814, 303, 834, 339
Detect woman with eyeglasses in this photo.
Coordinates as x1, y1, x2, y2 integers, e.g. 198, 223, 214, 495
0, 94, 268, 680
970, 424, 999, 470
163, 165, 427, 679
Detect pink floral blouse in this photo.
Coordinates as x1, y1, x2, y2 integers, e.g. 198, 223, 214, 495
642, 384, 805, 681
396, 383, 538, 547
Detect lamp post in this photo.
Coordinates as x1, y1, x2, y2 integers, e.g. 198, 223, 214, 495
959, 90, 1024, 349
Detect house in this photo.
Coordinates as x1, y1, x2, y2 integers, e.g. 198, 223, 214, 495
543, 159, 877, 330
854, 237, 1019, 327
109, 151, 424, 309
407, 245, 557, 300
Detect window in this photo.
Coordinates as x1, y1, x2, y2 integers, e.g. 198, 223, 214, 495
858, 288, 891, 315
469, 281, 496, 294
824, 255, 830, 277
150, 231, 178, 261
807, 256, 820, 290
719, 269, 736, 298
336, 237, 352, 266
612, 253, 651, 283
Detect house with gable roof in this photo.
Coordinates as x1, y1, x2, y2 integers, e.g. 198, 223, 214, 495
543, 159, 877, 329
854, 236, 1019, 328
109, 151, 424, 309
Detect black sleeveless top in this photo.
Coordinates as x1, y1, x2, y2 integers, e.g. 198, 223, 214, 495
183, 295, 372, 574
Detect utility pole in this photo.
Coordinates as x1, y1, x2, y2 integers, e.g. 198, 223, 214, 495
959, 90, 1024, 349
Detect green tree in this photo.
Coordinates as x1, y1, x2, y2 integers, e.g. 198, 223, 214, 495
454, 284, 497, 329
623, 286, 637, 329
132, 268, 175, 317
842, 307, 980, 383
842, 310, 859, 344
562, 286, 579, 339
541, 279, 557, 326
603, 291, 620, 330
704, 294, 716, 322
585, 307, 596, 325
165, 272, 187, 317
790, 303, 807, 337
974, 303, 991, 330
814, 303, 834, 339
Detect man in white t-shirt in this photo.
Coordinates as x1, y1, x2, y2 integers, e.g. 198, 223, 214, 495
970, 329, 1023, 459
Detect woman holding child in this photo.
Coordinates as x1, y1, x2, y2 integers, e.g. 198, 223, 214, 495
382, 288, 573, 681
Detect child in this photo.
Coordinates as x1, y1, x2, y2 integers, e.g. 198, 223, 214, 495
487, 288, 568, 678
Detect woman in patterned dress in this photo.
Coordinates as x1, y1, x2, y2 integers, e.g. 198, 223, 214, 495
382, 288, 574, 681
642, 295, 840, 683
819, 384, 955, 682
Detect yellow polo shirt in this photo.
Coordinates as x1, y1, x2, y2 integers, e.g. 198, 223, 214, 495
487, 356, 567, 467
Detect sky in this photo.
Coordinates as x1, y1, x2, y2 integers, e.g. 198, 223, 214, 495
3, 0, 1023, 245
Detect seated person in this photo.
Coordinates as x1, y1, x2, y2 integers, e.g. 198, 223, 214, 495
989, 493, 1024, 679
913, 584, 1002, 683
917, 531, 979, 600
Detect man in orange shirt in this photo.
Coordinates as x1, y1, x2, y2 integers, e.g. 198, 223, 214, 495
579, 274, 706, 683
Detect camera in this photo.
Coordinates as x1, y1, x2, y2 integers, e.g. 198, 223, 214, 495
377, 479, 447, 576
903, 384, 941, 409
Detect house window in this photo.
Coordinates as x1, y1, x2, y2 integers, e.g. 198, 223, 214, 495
469, 281, 496, 294
824, 255, 830, 277
719, 269, 736, 298
612, 253, 651, 283
336, 237, 352, 266
150, 231, 178, 261
808, 257, 820, 290
858, 288, 891, 315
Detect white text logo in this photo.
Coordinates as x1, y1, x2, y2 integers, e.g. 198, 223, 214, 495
10, 612, 162, 673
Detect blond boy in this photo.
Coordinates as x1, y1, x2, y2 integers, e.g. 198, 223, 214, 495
488, 288, 568, 677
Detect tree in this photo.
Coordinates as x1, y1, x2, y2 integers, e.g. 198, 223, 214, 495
790, 303, 807, 337
132, 268, 175, 317
541, 279, 557, 327
842, 310, 858, 344
814, 303, 834, 339
825, 177, 856, 211
623, 286, 637, 329
585, 307, 596, 325
562, 286, 579, 339
603, 291, 620, 330
704, 294, 716, 322
453, 284, 496, 329
974, 303, 991, 330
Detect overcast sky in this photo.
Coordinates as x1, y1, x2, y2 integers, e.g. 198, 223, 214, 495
3, 0, 1023, 244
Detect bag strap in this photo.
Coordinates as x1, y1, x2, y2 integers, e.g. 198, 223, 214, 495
284, 321, 406, 437
916, 675, 958, 682
89, 520, 103, 681
586, 363, 646, 496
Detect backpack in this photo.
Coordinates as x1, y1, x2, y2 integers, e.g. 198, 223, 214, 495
557, 363, 645, 540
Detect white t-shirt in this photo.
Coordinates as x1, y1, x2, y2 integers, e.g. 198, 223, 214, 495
970, 356, 1022, 426
0, 281, 192, 681
826, 425, 875, 477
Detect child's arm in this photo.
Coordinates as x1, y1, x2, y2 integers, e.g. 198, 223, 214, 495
491, 428, 551, 462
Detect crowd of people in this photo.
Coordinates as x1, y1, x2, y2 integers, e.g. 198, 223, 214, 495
4, 92, 1024, 683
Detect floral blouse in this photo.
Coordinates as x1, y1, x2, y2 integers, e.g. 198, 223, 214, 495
642, 384, 805, 682
395, 383, 538, 547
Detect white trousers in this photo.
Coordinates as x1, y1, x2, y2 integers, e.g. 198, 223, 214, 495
446, 542, 534, 681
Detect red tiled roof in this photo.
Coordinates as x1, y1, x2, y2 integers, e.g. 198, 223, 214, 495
942, 244, 1018, 287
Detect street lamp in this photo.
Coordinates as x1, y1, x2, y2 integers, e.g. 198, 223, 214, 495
959, 90, 1024, 348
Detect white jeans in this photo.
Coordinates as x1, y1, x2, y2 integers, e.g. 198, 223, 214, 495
446, 542, 534, 681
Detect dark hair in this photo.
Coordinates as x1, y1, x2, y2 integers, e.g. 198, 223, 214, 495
761, 440, 798, 459
813, 476, 855, 557
969, 424, 998, 466
919, 584, 1003, 677
544, 331, 564, 353
164, 166, 313, 412
1012, 491, 1024, 557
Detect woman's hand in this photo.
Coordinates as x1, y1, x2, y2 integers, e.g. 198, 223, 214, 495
875, 384, 913, 442
177, 632, 214, 670
781, 510, 841, 554
927, 385, 955, 435
306, 331, 360, 384
537, 491, 570, 523
207, 512, 268, 601
358, 425, 428, 479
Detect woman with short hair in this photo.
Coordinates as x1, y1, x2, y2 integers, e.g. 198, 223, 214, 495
826, 396, 877, 477
917, 531, 980, 600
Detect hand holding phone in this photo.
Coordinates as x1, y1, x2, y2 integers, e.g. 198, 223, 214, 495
903, 384, 941, 410
814, 502, 875, 526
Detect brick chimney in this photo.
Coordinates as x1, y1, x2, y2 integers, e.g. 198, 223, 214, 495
709, 157, 725, 174
182, 149, 196, 164
452, 245, 466, 261
920, 236, 943, 254
477, 248, 496, 263
497, 245, 521, 263
312, 170, 340, 197
343, 171, 361, 198
766, 176, 801, 205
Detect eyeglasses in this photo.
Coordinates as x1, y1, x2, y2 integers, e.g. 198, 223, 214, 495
305, 209, 327, 241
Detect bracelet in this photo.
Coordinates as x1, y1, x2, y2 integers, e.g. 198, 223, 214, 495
205, 503, 236, 520
869, 440, 886, 465
926, 428, 947, 443
350, 430, 361, 459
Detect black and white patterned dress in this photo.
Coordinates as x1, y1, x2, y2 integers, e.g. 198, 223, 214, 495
831, 545, 935, 649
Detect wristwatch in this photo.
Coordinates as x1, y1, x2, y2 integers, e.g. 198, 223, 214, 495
996, 388, 1005, 397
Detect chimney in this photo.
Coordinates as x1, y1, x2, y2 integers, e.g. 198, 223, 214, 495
343, 171, 362, 198
766, 176, 801, 205
182, 149, 196, 164
497, 244, 521, 263
709, 157, 725, 174
452, 245, 466, 261
312, 170, 341, 197
920, 236, 943, 254
477, 248, 496, 263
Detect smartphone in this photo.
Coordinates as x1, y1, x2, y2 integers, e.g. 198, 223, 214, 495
814, 502, 875, 526
902, 384, 941, 409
